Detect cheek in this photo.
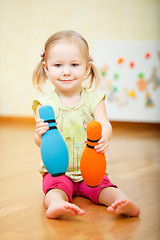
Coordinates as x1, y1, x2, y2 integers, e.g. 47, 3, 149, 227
75, 67, 87, 76
49, 68, 60, 77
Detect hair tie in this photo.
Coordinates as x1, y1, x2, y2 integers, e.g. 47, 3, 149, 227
89, 55, 94, 62
40, 50, 45, 58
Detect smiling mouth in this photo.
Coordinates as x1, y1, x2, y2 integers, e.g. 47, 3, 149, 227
59, 79, 74, 82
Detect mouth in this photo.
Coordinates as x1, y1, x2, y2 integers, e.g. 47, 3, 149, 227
59, 79, 75, 82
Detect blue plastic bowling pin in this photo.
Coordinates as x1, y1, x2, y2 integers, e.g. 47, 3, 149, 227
39, 105, 69, 177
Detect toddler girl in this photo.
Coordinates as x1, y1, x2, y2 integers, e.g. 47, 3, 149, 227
32, 30, 140, 219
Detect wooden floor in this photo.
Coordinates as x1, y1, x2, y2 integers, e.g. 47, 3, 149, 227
0, 119, 160, 240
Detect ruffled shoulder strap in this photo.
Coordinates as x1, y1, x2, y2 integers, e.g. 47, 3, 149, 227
32, 90, 60, 119
82, 88, 106, 114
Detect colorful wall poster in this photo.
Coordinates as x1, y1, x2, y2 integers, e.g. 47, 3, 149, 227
95, 41, 160, 123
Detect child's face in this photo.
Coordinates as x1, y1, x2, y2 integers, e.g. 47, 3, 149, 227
43, 41, 90, 94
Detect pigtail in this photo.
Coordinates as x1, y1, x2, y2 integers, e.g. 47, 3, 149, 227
32, 60, 47, 92
86, 63, 101, 91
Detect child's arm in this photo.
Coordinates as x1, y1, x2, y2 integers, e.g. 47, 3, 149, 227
34, 104, 49, 147
93, 100, 112, 153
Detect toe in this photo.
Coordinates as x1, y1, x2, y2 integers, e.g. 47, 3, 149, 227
111, 201, 119, 208
107, 206, 115, 213
78, 209, 85, 215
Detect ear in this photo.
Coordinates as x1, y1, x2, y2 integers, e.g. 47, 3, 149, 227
42, 62, 49, 76
86, 62, 91, 74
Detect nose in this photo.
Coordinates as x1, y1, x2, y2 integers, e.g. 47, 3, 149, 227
62, 66, 71, 76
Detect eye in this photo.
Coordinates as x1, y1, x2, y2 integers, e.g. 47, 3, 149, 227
72, 63, 79, 67
55, 64, 62, 67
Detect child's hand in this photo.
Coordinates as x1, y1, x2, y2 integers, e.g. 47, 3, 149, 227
36, 119, 49, 138
94, 136, 109, 154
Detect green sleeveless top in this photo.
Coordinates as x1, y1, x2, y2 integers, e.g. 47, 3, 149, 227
32, 88, 106, 182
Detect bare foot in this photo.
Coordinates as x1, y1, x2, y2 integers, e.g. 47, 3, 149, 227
46, 200, 85, 219
107, 199, 140, 217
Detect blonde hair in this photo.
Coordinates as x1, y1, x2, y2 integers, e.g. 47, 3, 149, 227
32, 30, 100, 91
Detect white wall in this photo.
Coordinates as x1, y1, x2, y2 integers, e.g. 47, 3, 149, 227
0, 0, 160, 118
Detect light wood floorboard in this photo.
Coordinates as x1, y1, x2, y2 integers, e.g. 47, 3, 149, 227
0, 119, 160, 240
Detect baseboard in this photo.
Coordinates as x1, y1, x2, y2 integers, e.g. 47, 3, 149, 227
0, 116, 159, 130
0, 116, 35, 125
111, 120, 160, 131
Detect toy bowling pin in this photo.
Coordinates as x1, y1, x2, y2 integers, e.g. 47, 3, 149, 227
39, 105, 69, 177
80, 121, 106, 187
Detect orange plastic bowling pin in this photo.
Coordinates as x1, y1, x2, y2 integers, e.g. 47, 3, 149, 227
80, 121, 106, 187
